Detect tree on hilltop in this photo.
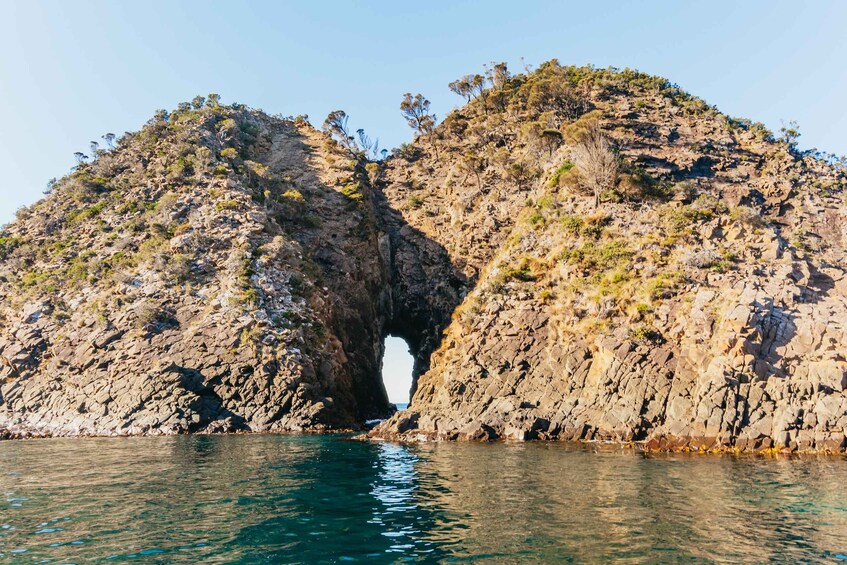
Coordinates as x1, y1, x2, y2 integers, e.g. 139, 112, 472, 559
400, 93, 436, 136
401, 93, 438, 159
323, 110, 358, 153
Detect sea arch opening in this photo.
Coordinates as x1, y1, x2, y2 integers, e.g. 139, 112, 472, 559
381, 335, 415, 408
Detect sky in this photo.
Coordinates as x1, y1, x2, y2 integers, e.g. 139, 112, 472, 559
1, 1, 845, 402
382, 337, 414, 404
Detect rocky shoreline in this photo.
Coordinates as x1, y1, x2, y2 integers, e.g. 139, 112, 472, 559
3, 424, 844, 457
2, 63, 846, 452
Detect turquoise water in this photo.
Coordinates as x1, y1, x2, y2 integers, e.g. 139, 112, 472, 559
1, 435, 847, 563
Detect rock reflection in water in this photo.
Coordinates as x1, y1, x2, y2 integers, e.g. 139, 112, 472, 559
408, 442, 847, 562
1, 435, 846, 563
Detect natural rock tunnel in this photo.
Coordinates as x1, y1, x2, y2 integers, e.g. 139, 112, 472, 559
3, 66, 846, 452
0, 115, 473, 438
380, 336, 414, 405
374, 189, 470, 410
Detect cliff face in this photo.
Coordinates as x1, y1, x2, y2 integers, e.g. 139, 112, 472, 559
2, 62, 846, 451
372, 62, 847, 452
0, 106, 396, 436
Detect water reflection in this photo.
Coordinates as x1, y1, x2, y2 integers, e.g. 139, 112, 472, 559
408, 443, 847, 563
0, 436, 845, 563
370, 443, 421, 552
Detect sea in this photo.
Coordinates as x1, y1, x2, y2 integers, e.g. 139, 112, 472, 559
1, 433, 846, 563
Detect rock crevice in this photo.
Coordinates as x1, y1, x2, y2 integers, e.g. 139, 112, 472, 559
2, 64, 846, 452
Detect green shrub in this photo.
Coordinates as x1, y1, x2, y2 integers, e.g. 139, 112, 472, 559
72, 172, 111, 196
536, 195, 556, 209
310, 321, 326, 338
548, 161, 574, 188
710, 251, 737, 273
301, 214, 321, 228
0, 236, 23, 260
560, 215, 584, 234
341, 182, 364, 202
282, 189, 305, 203
20, 271, 49, 288
166, 157, 192, 180
240, 122, 260, 144
502, 256, 544, 282
65, 256, 90, 282
629, 324, 664, 344
505, 265, 535, 282
538, 289, 554, 302
288, 273, 307, 296
215, 199, 240, 212
645, 271, 683, 300
560, 240, 632, 270
137, 234, 168, 262
67, 201, 107, 224
241, 287, 260, 307
528, 211, 545, 227
107, 251, 138, 272
660, 204, 714, 232
635, 302, 652, 315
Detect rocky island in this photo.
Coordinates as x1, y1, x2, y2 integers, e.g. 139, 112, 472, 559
1, 62, 845, 452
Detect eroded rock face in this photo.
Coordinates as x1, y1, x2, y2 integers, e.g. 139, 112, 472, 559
0, 108, 395, 437
2, 63, 847, 452
371, 63, 847, 452
375, 271, 847, 452
375, 192, 469, 398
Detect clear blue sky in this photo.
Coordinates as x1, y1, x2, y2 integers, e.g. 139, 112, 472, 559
1, 1, 846, 227
2, 1, 845, 401
383, 337, 414, 404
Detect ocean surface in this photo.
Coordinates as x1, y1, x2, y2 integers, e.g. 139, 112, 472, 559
1, 434, 847, 563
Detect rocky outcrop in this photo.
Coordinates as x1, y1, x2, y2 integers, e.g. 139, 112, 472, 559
0, 106, 395, 437
376, 269, 847, 452
371, 62, 847, 452
2, 63, 846, 451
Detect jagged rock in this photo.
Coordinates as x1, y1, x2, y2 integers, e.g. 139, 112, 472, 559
2, 63, 846, 452
370, 62, 847, 454
0, 106, 397, 437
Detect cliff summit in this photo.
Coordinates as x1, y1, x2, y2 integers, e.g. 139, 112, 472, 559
2, 61, 846, 452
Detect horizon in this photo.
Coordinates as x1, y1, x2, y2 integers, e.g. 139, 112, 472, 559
2, 1, 846, 227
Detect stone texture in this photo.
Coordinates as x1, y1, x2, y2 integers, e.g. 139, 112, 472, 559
0, 108, 396, 437
370, 63, 847, 453
2, 65, 847, 453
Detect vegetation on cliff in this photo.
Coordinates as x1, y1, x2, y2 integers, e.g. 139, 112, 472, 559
0, 96, 393, 436
374, 60, 847, 452
2, 60, 846, 451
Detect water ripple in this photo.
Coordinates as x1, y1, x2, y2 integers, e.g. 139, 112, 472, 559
0, 435, 846, 562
